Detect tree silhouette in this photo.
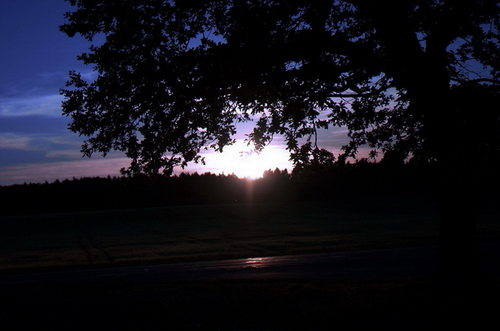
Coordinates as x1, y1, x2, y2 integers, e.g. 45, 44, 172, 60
61, 1, 499, 282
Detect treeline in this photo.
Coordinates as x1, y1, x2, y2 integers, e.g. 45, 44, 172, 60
1, 160, 497, 216
1, 172, 289, 216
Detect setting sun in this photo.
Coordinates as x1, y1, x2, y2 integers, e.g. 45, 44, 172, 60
199, 140, 293, 179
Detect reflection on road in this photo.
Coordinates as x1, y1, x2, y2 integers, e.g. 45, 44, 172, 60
244, 256, 289, 268
6, 244, 500, 285
245, 257, 266, 268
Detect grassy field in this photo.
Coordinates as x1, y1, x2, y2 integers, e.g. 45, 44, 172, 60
1, 196, 498, 274
1, 196, 499, 330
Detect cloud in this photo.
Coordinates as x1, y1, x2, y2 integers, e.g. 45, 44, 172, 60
45, 149, 82, 159
0, 132, 80, 151
0, 156, 132, 186
0, 134, 34, 150
0, 114, 71, 135
0, 131, 84, 170
42, 136, 81, 147
316, 127, 350, 150
0, 94, 63, 117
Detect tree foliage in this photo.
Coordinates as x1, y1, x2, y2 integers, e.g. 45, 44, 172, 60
60, 0, 500, 175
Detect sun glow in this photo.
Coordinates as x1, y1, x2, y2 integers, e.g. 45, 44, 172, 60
200, 140, 293, 179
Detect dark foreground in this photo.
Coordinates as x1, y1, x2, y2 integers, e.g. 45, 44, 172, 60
1, 244, 499, 331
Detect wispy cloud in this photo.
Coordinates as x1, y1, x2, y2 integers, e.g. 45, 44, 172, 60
42, 136, 81, 147
0, 94, 63, 117
45, 149, 82, 159
0, 133, 80, 151
0, 134, 34, 150
0, 156, 132, 186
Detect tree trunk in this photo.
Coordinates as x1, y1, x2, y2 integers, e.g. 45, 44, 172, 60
409, 36, 485, 286
356, 0, 489, 285
409, 65, 485, 287
435, 156, 481, 285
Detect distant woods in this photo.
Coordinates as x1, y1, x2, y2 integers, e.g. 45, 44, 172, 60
1, 161, 497, 216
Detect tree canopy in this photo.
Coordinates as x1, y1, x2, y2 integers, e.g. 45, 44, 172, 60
60, 0, 500, 175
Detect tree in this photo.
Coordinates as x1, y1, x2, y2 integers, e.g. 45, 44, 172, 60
60, 0, 500, 281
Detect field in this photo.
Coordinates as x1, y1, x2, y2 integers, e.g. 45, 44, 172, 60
1, 196, 499, 330
1, 196, 499, 273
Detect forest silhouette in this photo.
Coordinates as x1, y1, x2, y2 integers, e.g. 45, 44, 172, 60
2, 160, 497, 216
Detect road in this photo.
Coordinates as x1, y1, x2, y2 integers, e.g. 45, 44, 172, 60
1, 242, 499, 331
1, 242, 499, 286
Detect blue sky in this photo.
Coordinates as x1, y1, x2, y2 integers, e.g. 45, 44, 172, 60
0, 0, 130, 185
0, 1, 350, 185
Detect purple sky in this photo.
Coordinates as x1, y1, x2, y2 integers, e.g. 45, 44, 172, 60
0, 1, 352, 185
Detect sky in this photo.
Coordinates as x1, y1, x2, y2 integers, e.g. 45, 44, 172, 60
0, 0, 350, 186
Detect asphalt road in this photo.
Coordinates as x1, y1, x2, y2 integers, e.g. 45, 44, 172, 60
1, 242, 499, 286
1, 243, 499, 331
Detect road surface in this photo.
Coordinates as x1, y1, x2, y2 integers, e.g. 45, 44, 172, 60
1, 242, 499, 286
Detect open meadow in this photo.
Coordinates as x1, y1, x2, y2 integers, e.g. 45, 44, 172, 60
1, 196, 499, 330
1, 196, 499, 274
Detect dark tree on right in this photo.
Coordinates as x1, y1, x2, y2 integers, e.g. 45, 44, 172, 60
61, 0, 500, 284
